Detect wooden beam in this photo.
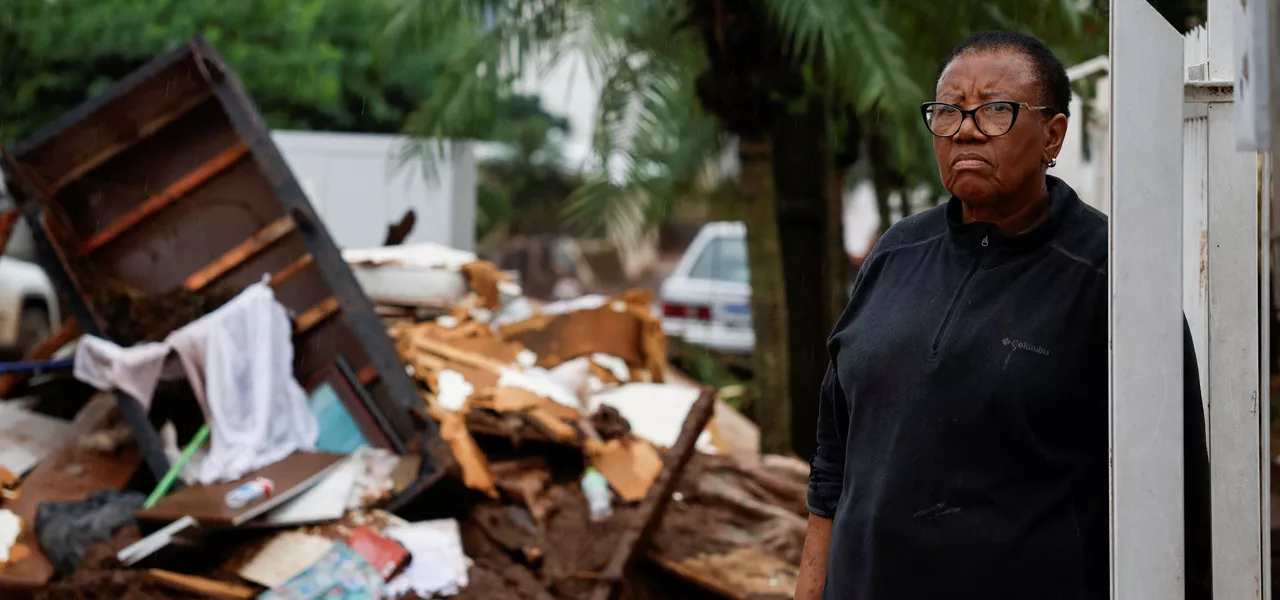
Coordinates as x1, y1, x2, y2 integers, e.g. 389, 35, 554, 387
77, 142, 248, 257
295, 296, 340, 335
147, 569, 254, 600
49, 91, 214, 194
0, 317, 81, 399
588, 389, 716, 600
267, 253, 314, 290
183, 216, 295, 291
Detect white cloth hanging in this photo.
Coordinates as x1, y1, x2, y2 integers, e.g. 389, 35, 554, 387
71, 278, 318, 484
166, 279, 317, 484
73, 336, 171, 407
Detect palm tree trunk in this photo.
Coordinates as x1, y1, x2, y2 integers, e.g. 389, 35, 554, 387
771, 99, 833, 459
825, 165, 849, 329
738, 138, 791, 455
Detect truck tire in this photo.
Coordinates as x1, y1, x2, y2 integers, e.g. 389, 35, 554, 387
18, 303, 51, 356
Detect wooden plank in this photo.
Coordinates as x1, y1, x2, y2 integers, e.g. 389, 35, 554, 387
1110, 1, 1186, 598
136, 452, 345, 527
588, 389, 715, 600
1206, 100, 1264, 600
0, 317, 81, 399
183, 216, 295, 291
410, 335, 510, 374
295, 296, 340, 335
0, 208, 20, 256
268, 253, 314, 290
147, 569, 255, 600
76, 141, 248, 257
48, 91, 214, 193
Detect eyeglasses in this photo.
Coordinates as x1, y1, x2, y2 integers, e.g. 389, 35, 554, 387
920, 101, 1052, 137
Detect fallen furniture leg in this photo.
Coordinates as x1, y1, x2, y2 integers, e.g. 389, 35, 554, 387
588, 388, 716, 600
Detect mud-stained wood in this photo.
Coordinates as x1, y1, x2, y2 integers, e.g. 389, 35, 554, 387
49, 91, 215, 193
0, 395, 141, 593
295, 296, 340, 335
268, 253, 315, 290
77, 141, 248, 256
183, 216, 295, 291
589, 389, 716, 600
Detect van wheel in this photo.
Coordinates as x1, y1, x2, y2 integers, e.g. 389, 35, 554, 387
18, 305, 50, 356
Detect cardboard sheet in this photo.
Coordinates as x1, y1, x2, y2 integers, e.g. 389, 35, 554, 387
236, 531, 335, 588
586, 439, 663, 502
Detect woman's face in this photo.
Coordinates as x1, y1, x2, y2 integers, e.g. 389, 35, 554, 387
932, 51, 1067, 206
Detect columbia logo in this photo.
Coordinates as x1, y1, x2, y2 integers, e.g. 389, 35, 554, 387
1003, 338, 1050, 356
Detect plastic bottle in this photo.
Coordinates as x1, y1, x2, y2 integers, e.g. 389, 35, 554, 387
580, 467, 613, 521
224, 477, 274, 509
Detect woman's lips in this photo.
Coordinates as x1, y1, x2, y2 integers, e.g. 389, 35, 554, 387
952, 158, 991, 170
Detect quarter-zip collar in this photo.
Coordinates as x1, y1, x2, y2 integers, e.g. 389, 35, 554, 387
944, 175, 1079, 261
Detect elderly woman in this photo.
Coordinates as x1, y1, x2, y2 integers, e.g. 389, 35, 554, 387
794, 31, 1211, 599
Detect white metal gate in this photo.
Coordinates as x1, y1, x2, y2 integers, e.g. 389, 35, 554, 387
1111, 0, 1270, 597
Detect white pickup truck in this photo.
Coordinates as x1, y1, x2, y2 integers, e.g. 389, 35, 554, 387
0, 185, 60, 358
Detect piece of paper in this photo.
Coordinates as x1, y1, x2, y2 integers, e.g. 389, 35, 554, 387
382, 519, 470, 598
589, 383, 709, 450
0, 509, 21, 563
239, 532, 336, 590
0, 404, 72, 476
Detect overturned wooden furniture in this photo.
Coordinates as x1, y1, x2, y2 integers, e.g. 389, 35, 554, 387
1, 37, 446, 493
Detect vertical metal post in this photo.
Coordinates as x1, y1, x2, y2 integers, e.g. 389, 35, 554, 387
1110, 0, 1187, 597
1206, 96, 1264, 600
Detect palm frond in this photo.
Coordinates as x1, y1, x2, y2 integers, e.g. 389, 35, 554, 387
765, 0, 922, 116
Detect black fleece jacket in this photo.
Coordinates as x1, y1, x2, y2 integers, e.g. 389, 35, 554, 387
808, 176, 1211, 599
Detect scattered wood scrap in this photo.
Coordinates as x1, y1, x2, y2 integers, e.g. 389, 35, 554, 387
147, 569, 256, 600
589, 388, 716, 600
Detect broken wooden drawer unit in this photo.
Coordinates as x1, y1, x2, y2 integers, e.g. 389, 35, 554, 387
1, 37, 444, 489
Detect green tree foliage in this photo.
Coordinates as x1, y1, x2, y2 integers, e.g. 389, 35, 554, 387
0, 0, 530, 142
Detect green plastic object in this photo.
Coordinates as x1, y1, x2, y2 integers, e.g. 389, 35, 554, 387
142, 424, 211, 509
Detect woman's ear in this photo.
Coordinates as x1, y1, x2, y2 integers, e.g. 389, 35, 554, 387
1043, 112, 1069, 164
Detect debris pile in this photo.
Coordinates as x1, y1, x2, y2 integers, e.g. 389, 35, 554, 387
0, 253, 808, 598
0, 38, 806, 599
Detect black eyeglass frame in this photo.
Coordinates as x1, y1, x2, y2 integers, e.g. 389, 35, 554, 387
920, 101, 1052, 138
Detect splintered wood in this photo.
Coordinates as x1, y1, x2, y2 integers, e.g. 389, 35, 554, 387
499, 290, 667, 381
390, 291, 675, 503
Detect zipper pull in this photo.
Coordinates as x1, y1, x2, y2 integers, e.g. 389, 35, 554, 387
981, 235, 989, 248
